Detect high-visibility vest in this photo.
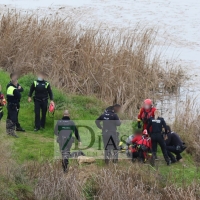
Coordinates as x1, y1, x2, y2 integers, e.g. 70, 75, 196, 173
7, 86, 16, 96
34, 81, 49, 89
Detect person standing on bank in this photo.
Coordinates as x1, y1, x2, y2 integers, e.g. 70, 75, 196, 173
147, 110, 171, 166
28, 72, 54, 131
95, 104, 121, 164
6, 79, 21, 137
7, 72, 25, 132
54, 110, 81, 173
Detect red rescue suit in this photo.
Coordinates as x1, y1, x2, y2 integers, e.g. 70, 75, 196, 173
131, 135, 152, 159
138, 107, 156, 130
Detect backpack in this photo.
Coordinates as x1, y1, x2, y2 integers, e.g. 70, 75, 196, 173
137, 136, 151, 151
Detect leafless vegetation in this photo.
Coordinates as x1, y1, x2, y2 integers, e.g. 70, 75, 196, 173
2, 161, 199, 200
173, 98, 200, 163
0, 11, 184, 117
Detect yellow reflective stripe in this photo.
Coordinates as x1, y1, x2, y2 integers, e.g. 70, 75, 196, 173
34, 81, 49, 89
34, 81, 37, 87
45, 82, 49, 89
7, 86, 16, 96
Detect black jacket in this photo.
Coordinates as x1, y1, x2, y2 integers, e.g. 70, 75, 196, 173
28, 80, 53, 100
147, 117, 167, 134
7, 82, 24, 93
165, 132, 183, 147
7, 82, 23, 104
6, 83, 21, 104
95, 110, 121, 132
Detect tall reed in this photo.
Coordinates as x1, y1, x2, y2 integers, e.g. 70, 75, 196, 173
0, 11, 184, 117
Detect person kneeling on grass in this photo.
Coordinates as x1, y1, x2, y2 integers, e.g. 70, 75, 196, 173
131, 129, 152, 163
164, 125, 187, 163
54, 110, 81, 173
120, 129, 142, 158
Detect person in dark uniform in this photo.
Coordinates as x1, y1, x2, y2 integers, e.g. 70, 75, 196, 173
147, 110, 170, 166
6, 79, 21, 137
164, 125, 186, 163
95, 104, 121, 164
28, 72, 54, 131
7, 72, 25, 132
54, 110, 81, 173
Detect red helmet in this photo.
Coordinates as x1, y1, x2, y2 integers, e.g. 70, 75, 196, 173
144, 99, 152, 105
49, 102, 55, 113
143, 129, 148, 136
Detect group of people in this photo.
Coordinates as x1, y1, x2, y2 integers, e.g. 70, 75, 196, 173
0, 72, 187, 171
96, 99, 186, 166
0, 71, 54, 137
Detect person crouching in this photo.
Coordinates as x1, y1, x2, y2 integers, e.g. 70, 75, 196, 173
131, 129, 152, 163
164, 125, 187, 163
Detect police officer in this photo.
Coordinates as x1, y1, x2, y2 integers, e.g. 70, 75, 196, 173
28, 72, 54, 131
7, 72, 25, 132
54, 110, 81, 173
164, 125, 186, 163
6, 79, 21, 137
95, 104, 121, 164
147, 110, 170, 166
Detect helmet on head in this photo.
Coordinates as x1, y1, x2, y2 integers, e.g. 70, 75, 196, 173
144, 99, 152, 105
143, 129, 148, 136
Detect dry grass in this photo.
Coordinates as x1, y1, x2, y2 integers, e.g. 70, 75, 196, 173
0, 11, 184, 117
173, 98, 200, 163
29, 162, 84, 200
18, 161, 200, 200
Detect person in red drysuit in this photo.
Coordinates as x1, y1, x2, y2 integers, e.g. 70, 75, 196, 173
131, 129, 152, 162
137, 99, 156, 131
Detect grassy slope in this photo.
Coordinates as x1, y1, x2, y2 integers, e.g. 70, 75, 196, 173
0, 70, 199, 198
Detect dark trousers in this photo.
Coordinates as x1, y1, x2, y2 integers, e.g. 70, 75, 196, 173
60, 139, 73, 172
34, 99, 48, 129
16, 104, 21, 128
151, 133, 169, 163
166, 146, 183, 161
7, 104, 18, 127
132, 152, 139, 161
0, 111, 3, 120
102, 132, 119, 164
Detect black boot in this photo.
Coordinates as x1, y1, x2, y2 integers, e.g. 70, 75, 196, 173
176, 154, 182, 161
105, 159, 109, 165
150, 152, 156, 167
164, 155, 171, 166
168, 154, 177, 164
62, 159, 68, 173
16, 127, 25, 132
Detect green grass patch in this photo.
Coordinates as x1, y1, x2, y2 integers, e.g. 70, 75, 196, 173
0, 70, 199, 188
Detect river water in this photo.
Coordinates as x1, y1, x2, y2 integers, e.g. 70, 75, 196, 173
0, 0, 200, 120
